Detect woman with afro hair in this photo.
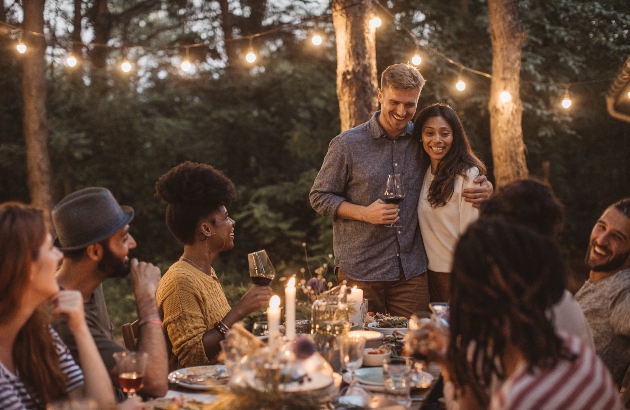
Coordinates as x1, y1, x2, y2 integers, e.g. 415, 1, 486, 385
155, 162, 272, 370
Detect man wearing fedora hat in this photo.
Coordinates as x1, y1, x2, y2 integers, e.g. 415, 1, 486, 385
52, 187, 168, 399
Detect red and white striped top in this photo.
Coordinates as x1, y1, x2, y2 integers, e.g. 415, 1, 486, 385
490, 334, 623, 410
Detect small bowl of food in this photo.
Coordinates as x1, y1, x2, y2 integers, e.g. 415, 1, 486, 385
362, 348, 391, 367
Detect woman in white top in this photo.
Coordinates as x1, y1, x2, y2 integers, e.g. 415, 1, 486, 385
413, 103, 486, 302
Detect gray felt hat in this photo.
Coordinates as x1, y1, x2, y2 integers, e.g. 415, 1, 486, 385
52, 187, 134, 251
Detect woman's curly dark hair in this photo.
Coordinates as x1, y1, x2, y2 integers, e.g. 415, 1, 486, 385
448, 218, 568, 406
156, 161, 237, 245
413, 103, 486, 207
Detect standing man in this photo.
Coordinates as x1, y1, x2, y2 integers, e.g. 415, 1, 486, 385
52, 187, 168, 399
310, 64, 491, 316
576, 198, 630, 386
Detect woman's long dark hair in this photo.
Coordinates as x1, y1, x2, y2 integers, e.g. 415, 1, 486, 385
413, 103, 486, 207
447, 218, 567, 406
0, 203, 68, 405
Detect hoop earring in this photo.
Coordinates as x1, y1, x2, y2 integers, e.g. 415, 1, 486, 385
206, 232, 226, 253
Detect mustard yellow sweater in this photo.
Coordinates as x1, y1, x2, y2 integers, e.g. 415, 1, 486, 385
156, 261, 231, 370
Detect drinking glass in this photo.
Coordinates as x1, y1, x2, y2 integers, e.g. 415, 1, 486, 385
383, 357, 413, 407
404, 312, 433, 370
383, 174, 405, 228
252, 321, 269, 336
248, 250, 275, 286
113, 351, 148, 398
339, 335, 366, 384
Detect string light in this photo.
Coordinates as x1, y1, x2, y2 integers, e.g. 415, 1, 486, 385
456, 79, 466, 91
500, 90, 512, 102
561, 86, 572, 109
181, 47, 191, 71
411, 53, 421, 66
370, 17, 382, 28
121, 59, 132, 73
245, 38, 256, 63
312, 34, 322, 46
16, 42, 26, 53
66, 53, 77, 67
627, 91, 630, 99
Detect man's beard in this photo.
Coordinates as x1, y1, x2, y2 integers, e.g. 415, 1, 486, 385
585, 243, 630, 273
98, 243, 130, 278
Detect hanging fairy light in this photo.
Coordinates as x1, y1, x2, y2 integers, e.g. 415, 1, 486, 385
627, 91, 630, 99
312, 34, 322, 46
411, 53, 421, 66
245, 38, 256, 63
16, 42, 26, 53
370, 17, 382, 28
181, 46, 192, 71
500, 89, 512, 102
67, 53, 77, 67
561, 86, 572, 109
456, 79, 466, 91
121, 59, 132, 73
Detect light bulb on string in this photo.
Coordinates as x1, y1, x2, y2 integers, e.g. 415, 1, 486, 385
245, 38, 256, 63
17, 42, 26, 53
181, 46, 191, 72
500, 90, 512, 103
312, 34, 322, 46
121, 59, 132, 73
561, 87, 571, 109
627, 91, 630, 99
67, 53, 77, 67
456, 79, 466, 91
411, 54, 421, 66
370, 17, 382, 28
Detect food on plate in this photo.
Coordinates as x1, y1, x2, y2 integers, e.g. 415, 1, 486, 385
366, 348, 389, 355
370, 313, 409, 328
146, 395, 212, 410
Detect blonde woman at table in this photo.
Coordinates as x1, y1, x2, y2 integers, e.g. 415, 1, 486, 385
156, 161, 272, 370
0, 203, 124, 410
412, 103, 486, 303
422, 219, 622, 410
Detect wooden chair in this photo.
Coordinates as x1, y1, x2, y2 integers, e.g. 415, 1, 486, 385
121, 319, 139, 350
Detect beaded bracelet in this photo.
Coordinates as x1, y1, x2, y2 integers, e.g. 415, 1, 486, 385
214, 320, 230, 337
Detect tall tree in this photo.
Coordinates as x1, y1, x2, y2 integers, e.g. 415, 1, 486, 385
22, 0, 53, 210
487, 0, 528, 186
332, 0, 378, 131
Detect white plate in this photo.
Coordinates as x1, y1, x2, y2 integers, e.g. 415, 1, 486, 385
168, 365, 229, 390
353, 367, 384, 386
366, 322, 409, 335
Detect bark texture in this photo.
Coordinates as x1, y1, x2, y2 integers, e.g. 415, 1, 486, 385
332, 0, 378, 132
22, 0, 53, 210
487, 0, 528, 187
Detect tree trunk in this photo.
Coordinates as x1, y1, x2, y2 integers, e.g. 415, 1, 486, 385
22, 0, 53, 210
219, 0, 238, 68
70, 0, 83, 85
332, 0, 378, 132
459, 0, 469, 15
487, 0, 528, 187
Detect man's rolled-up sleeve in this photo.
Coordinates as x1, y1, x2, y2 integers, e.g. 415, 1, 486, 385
310, 137, 349, 221
610, 285, 630, 337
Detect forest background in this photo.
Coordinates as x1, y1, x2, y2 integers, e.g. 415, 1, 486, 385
1, 0, 630, 340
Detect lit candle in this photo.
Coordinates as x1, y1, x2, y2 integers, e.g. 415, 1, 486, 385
348, 286, 364, 326
268, 295, 281, 349
285, 277, 296, 341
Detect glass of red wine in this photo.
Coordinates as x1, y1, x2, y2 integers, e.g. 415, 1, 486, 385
383, 174, 405, 228
113, 351, 148, 398
248, 250, 275, 286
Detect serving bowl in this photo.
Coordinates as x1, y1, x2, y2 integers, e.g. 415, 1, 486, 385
362, 348, 391, 367
347, 330, 384, 348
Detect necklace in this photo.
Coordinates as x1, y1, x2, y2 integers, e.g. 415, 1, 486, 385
180, 257, 219, 282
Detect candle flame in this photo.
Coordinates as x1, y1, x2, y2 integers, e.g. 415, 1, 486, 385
270, 295, 280, 308
353, 286, 357, 290
287, 277, 295, 288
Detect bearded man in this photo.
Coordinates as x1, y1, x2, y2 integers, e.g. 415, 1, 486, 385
576, 198, 630, 386
52, 187, 168, 399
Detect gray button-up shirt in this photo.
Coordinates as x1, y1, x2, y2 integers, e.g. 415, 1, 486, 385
310, 112, 428, 282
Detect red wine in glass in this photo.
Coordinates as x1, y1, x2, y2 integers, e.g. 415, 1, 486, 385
383, 194, 405, 204
248, 250, 275, 286
251, 276, 273, 286
119, 372, 144, 395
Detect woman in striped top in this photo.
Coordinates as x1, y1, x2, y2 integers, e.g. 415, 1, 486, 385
447, 218, 622, 410
0, 203, 116, 410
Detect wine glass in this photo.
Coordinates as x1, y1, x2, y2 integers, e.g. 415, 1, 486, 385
251, 321, 269, 336
404, 312, 433, 371
383, 174, 405, 228
248, 250, 275, 286
113, 351, 148, 398
339, 335, 366, 385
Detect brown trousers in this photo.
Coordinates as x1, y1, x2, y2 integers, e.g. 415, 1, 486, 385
336, 267, 430, 317
428, 270, 451, 303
